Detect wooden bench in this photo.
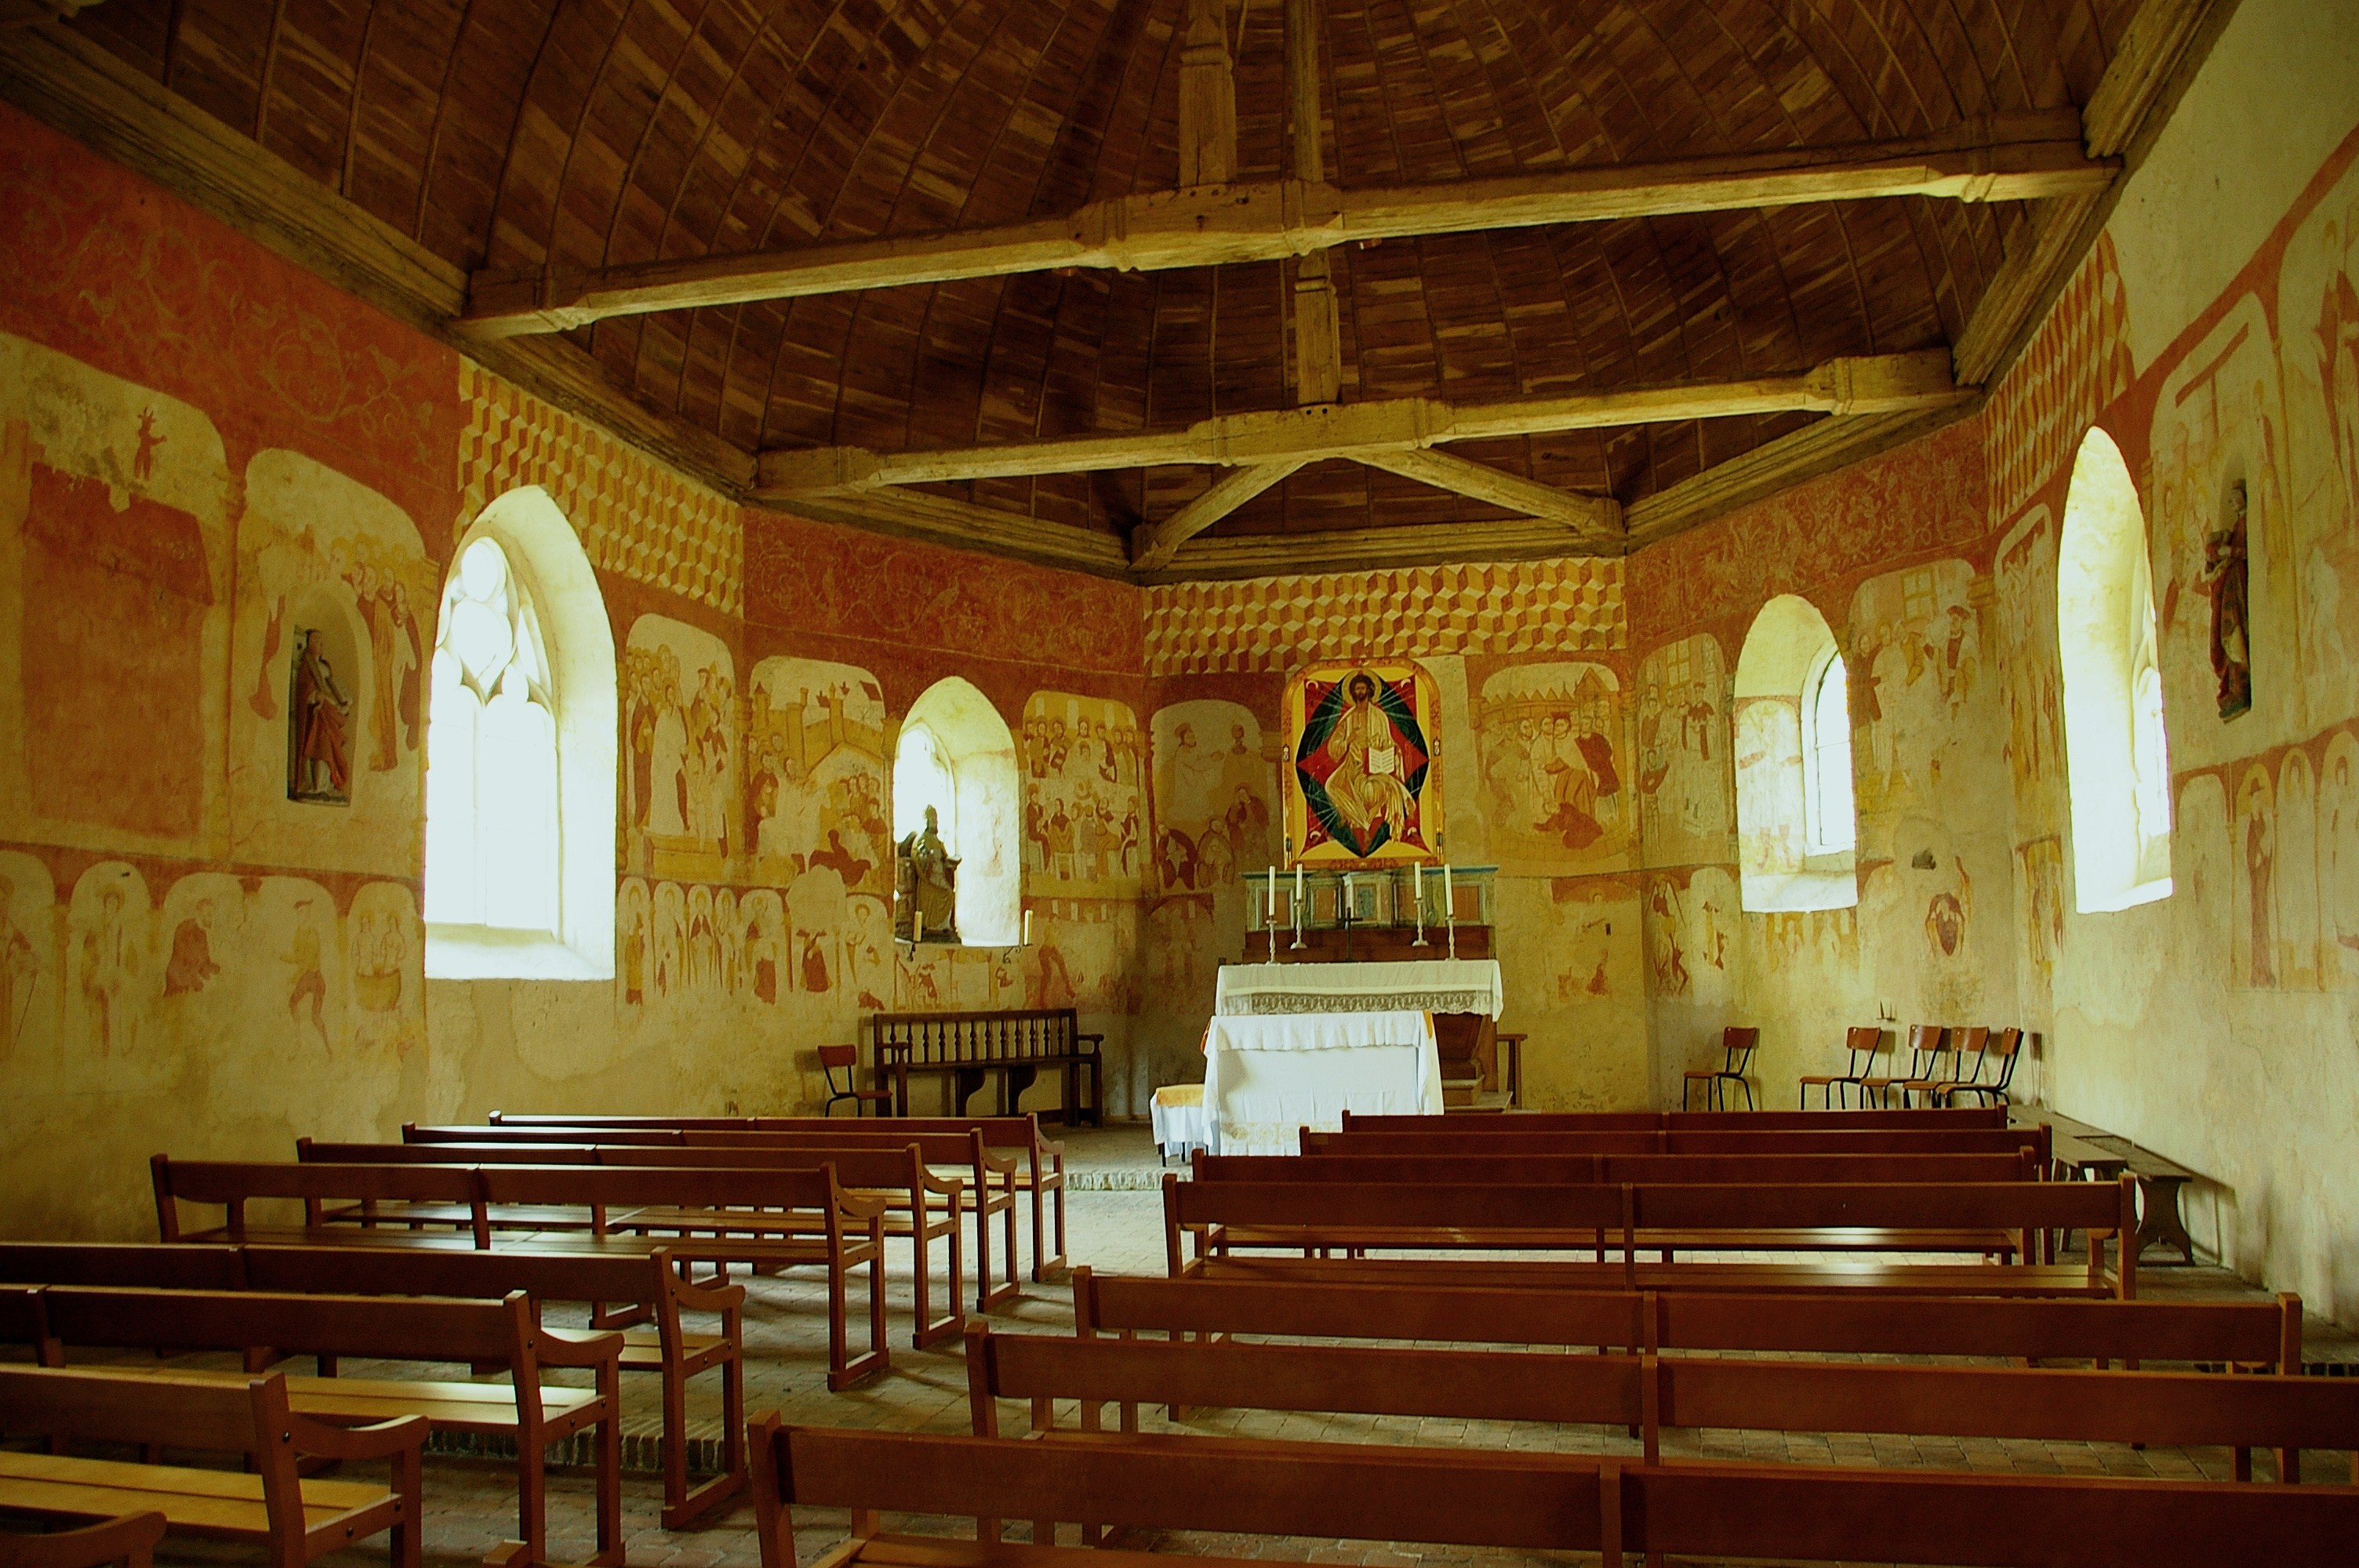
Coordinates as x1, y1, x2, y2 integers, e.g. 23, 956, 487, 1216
238, 1246, 744, 1531
151, 1158, 892, 1392
747, 1421, 2359, 1568
965, 1319, 2359, 1483
16, 1287, 620, 1566
0, 1365, 423, 1568
1163, 1172, 2139, 1295
0, 1508, 165, 1568
1068, 1266, 2306, 1370
1340, 1106, 2012, 1131
1200, 1149, 2044, 1185
1306, 1125, 2054, 1160
0, 1240, 747, 1532
303, 1139, 969, 1349
867, 1009, 1103, 1124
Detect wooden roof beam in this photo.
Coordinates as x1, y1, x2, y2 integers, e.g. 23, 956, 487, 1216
1361, 448, 1622, 542
1131, 459, 1309, 571
754, 350, 1966, 495
465, 113, 2111, 337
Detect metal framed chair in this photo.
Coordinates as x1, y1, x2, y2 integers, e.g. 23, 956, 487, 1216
1899, 1024, 1986, 1106
1944, 1027, 2023, 1107
1798, 1025, 1886, 1108
1682, 1025, 1761, 1111
820, 1044, 893, 1117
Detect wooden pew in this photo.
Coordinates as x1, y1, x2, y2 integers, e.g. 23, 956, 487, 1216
747, 1421, 2359, 1568
1341, 1106, 2012, 1131
416, 1124, 1030, 1305
962, 1320, 2359, 1483
17, 1287, 620, 1566
865, 1009, 1103, 1123
150, 1158, 892, 1392
0, 1240, 746, 1532
0, 1366, 423, 1568
1163, 1172, 2139, 1296
1199, 1149, 2043, 1185
1068, 1266, 2306, 1370
473, 1112, 1074, 1283
0, 1509, 165, 1568
238, 1246, 743, 1530
468, 1163, 890, 1389
302, 1139, 969, 1349
1305, 1126, 2052, 1158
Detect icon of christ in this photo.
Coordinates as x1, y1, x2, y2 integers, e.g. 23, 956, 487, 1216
1295, 670, 1430, 857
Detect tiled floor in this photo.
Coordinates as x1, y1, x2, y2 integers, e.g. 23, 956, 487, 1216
64, 1125, 2359, 1568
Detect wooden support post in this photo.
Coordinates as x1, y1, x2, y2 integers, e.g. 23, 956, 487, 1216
1178, 0, 1237, 188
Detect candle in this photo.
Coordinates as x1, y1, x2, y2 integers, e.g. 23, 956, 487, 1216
1267, 865, 1277, 918
1442, 864, 1453, 920
1023, 909, 1034, 946
1295, 864, 1304, 904
1415, 861, 1424, 904
914, 910, 925, 943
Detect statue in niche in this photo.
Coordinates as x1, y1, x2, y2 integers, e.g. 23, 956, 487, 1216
288, 627, 354, 804
2199, 481, 2252, 720
895, 805, 960, 942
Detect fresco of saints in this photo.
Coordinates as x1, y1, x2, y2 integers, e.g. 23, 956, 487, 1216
1296, 670, 1430, 857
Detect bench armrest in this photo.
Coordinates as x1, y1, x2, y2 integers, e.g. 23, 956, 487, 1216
288, 1408, 430, 1462
536, 1324, 627, 1368
980, 1148, 1020, 1177
667, 1272, 748, 1313
921, 1169, 965, 1203
838, 1189, 892, 1222
1074, 1033, 1103, 1051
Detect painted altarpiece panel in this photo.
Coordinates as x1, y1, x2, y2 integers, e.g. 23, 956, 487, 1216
1285, 661, 1443, 869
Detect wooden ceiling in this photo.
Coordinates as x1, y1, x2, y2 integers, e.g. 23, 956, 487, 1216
9, 1, 2223, 579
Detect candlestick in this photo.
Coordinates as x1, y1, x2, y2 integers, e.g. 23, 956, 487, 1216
1413, 860, 1429, 946
1290, 864, 1305, 949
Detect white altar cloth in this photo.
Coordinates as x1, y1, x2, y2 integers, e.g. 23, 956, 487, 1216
1203, 1010, 1442, 1156
1214, 959, 1504, 1019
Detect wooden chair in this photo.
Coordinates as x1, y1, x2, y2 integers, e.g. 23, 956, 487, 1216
0, 1366, 423, 1568
0, 1511, 166, 1568
1946, 1026, 2023, 1106
1681, 1026, 1759, 1110
1797, 1025, 1885, 1108
821, 1044, 893, 1117
1901, 1024, 1988, 1105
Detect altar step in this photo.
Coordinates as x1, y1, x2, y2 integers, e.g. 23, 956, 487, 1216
1442, 1081, 1515, 1113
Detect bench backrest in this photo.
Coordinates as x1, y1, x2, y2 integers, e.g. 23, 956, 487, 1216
35, 1285, 532, 1367
151, 1156, 486, 1243
964, 1326, 2359, 1469
587, 1143, 939, 1189
472, 1161, 843, 1213
1202, 1152, 2037, 1185
1304, 1128, 2045, 1157
751, 1421, 2359, 1568
867, 1009, 1085, 1065
407, 1124, 687, 1145
318, 1135, 969, 1188
0, 1243, 247, 1290
481, 1112, 1055, 1156
1339, 1108, 2009, 1131
301, 1139, 598, 1165
240, 1243, 668, 1306
1067, 1270, 2302, 1368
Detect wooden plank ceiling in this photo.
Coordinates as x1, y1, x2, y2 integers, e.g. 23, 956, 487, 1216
16, 0, 2210, 580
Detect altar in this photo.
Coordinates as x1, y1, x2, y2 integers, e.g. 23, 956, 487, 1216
1201, 1010, 1442, 1156
1214, 958, 1504, 1018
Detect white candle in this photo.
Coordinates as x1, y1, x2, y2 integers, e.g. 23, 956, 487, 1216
1295, 864, 1304, 904
914, 910, 924, 942
1267, 865, 1277, 918
1023, 909, 1034, 946
1415, 862, 1424, 902
1442, 863, 1453, 920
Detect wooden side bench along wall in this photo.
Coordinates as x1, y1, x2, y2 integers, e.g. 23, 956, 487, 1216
866, 1010, 1103, 1125
0, 1366, 424, 1568
747, 1421, 2359, 1568
17, 1288, 621, 1566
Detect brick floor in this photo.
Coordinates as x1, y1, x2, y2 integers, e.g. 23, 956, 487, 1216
45, 1128, 2356, 1568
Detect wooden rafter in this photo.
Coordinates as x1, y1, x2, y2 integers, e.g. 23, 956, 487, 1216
1132, 460, 1309, 572
1285, 0, 1341, 408
755, 350, 1964, 496
1361, 448, 1623, 539
464, 113, 2111, 337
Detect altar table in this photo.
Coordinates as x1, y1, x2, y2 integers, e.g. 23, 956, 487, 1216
1213, 959, 1504, 1019
1203, 1010, 1443, 1156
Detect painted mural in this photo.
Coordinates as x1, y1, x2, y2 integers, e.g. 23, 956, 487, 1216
1470, 662, 1632, 873
1635, 635, 1732, 868
1022, 692, 1147, 897
1285, 661, 1441, 867
624, 615, 737, 882
1150, 701, 1274, 895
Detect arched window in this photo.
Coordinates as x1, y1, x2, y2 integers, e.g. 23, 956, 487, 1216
1803, 651, 1856, 855
1733, 595, 1856, 912
425, 488, 616, 978
2058, 426, 2173, 912
893, 677, 1022, 946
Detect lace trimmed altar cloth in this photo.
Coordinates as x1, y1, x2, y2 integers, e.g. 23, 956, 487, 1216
1203, 1009, 1442, 1156
1214, 959, 1504, 1019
